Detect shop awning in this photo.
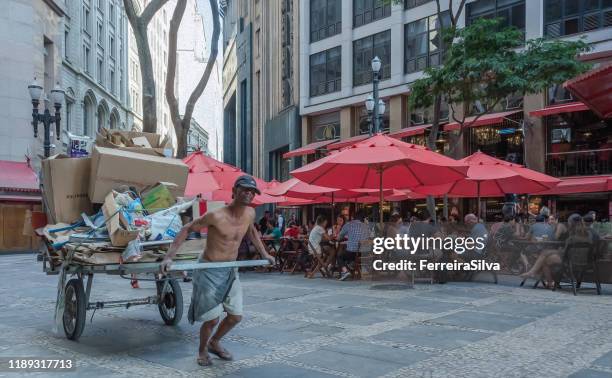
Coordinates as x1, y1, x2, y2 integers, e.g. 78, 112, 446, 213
388, 124, 434, 139
528, 102, 590, 117
327, 134, 371, 150
282, 139, 338, 159
443, 110, 522, 131
539, 175, 612, 195
565, 63, 612, 119
0, 160, 39, 193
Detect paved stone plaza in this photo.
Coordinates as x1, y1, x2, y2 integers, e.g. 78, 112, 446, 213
2, 254, 612, 377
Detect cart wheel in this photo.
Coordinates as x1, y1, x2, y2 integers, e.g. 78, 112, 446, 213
157, 279, 183, 326
63, 278, 86, 341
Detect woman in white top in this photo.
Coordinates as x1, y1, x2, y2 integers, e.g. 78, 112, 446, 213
308, 215, 331, 255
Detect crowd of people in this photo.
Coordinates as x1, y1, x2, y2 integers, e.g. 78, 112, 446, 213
237, 206, 608, 286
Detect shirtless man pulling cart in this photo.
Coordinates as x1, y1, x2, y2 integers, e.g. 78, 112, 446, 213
161, 175, 275, 366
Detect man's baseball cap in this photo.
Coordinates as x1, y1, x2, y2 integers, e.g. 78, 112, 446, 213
233, 175, 261, 194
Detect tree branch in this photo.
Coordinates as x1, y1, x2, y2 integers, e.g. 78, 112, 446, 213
141, 0, 169, 25
183, 0, 220, 121
453, 0, 467, 27
122, 0, 138, 23
166, 0, 186, 127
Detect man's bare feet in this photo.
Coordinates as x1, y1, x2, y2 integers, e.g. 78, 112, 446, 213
208, 339, 233, 361
197, 353, 212, 366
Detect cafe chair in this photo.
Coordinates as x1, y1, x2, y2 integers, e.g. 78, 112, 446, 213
306, 240, 329, 279
561, 241, 601, 295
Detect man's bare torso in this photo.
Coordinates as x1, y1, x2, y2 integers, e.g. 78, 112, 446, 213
202, 206, 255, 262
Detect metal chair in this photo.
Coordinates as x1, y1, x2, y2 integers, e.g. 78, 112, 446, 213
561, 240, 601, 295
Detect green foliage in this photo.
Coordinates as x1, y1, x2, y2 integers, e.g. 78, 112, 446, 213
410, 18, 591, 116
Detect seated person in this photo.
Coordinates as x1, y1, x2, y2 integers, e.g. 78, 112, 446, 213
307, 216, 333, 271
337, 211, 370, 281
284, 222, 301, 238
527, 214, 554, 240
263, 219, 282, 251
463, 213, 488, 257
520, 214, 593, 287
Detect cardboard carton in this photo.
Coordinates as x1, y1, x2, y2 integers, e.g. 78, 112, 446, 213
102, 192, 140, 247
89, 146, 188, 203
41, 155, 92, 223
96, 129, 173, 157
140, 182, 177, 213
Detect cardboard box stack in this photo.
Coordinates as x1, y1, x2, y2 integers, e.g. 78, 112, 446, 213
37, 132, 202, 267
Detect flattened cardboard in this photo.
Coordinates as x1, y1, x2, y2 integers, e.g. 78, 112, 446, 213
89, 146, 188, 203
102, 192, 140, 247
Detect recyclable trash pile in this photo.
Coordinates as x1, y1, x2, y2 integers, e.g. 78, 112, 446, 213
38, 131, 204, 269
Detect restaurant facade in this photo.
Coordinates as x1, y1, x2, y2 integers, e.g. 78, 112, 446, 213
283, 0, 612, 222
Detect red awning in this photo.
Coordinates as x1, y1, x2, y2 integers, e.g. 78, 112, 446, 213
539, 175, 612, 195
0, 160, 39, 193
282, 139, 338, 159
443, 110, 522, 131
327, 134, 371, 150
388, 124, 433, 139
528, 102, 590, 117
565, 63, 612, 119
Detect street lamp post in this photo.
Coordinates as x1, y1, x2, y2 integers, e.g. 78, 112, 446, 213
28, 79, 64, 158
364, 57, 385, 136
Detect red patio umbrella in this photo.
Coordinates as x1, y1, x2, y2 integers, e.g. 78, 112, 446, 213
411, 151, 560, 219
183, 151, 241, 173
291, 133, 468, 229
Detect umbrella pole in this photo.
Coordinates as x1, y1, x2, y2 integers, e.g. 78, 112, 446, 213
379, 168, 383, 235
477, 181, 481, 222
331, 192, 335, 225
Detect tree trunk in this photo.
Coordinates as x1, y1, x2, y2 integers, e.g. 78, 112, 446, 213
134, 22, 157, 133
175, 120, 189, 159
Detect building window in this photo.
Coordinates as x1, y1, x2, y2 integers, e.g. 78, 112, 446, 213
64, 29, 69, 60
110, 69, 115, 94
109, 36, 115, 59
544, 0, 612, 38
466, 0, 526, 32
309, 46, 341, 97
405, 0, 432, 9
548, 84, 575, 105
97, 57, 104, 84
310, 0, 341, 42
311, 112, 340, 142
98, 0, 104, 11
408, 98, 449, 126
83, 45, 91, 73
358, 105, 389, 134
353, 0, 391, 28
97, 22, 103, 45
109, 1, 115, 24
404, 12, 449, 74
66, 99, 73, 131
83, 5, 91, 34
353, 30, 391, 86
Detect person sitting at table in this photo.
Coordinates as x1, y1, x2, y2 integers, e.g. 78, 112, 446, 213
284, 221, 301, 238
520, 213, 594, 287
526, 214, 554, 241
337, 210, 370, 281
264, 219, 282, 252
464, 213, 488, 255
583, 212, 601, 244
549, 214, 568, 242
332, 215, 346, 239
307, 215, 333, 273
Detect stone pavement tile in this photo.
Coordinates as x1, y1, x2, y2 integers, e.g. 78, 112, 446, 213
245, 299, 328, 316
233, 324, 317, 344
323, 306, 397, 326
128, 340, 201, 372
243, 295, 274, 306
417, 288, 495, 302
372, 324, 491, 350
0, 343, 65, 358
308, 293, 388, 307
593, 351, 612, 369
290, 348, 404, 377
429, 310, 534, 332
222, 362, 338, 378
381, 297, 466, 313
473, 301, 566, 318
323, 341, 432, 365
569, 369, 612, 378
242, 286, 317, 300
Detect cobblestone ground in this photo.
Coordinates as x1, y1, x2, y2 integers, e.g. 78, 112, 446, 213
2, 254, 612, 377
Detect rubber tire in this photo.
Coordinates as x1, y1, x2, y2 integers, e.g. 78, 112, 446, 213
63, 278, 86, 341
158, 278, 183, 326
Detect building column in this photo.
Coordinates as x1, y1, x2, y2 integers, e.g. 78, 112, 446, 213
340, 107, 353, 138
389, 95, 406, 133
523, 93, 546, 172
301, 116, 311, 166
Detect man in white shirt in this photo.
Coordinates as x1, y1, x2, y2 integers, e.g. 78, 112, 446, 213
308, 215, 330, 255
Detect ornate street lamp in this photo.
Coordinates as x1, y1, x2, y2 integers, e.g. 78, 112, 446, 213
371, 56, 381, 134
28, 79, 64, 158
